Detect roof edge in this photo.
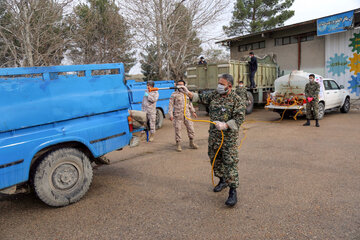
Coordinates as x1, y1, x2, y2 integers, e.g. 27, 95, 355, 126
217, 8, 360, 44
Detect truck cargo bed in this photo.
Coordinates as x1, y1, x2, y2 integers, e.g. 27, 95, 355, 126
0, 63, 128, 132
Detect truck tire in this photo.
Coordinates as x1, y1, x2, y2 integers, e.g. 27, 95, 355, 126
156, 109, 164, 129
340, 97, 350, 113
277, 110, 291, 118
246, 91, 254, 114
318, 102, 325, 120
32, 148, 93, 207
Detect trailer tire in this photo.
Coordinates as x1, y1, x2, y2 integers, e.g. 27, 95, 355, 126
156, 109, 164, 129
32, 148, 93, 207
246, 91, 254, 114
277, 110, 291, 118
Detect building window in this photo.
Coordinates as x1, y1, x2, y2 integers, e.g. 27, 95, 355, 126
290, 36, 298, 44
259, 41, 265, 48
282, 37, 290, 45
238, 41, 265, 52
301, 35, 314, 42
239, 45, 247, 52
275, 38, 282, 46
275, 34, 314, 46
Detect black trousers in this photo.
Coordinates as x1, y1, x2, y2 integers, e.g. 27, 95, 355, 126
250, 71, 256, 87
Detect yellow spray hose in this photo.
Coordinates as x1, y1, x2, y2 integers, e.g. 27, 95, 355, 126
183, 94, 223, 187
182, 93, 301, 186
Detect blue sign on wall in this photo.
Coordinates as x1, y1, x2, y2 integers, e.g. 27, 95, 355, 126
317, 11, 354, 36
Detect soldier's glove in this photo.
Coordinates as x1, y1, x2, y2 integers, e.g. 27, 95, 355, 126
178, 86, 190, 94
214, 121, 228, 131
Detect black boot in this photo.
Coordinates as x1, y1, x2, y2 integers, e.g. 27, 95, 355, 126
225, 188, 237, 207
303, 119, 310, 126
315, 119, 320, 127
213, 177, 227, 192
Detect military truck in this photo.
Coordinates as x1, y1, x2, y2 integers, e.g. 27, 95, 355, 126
186, 57, 278, 114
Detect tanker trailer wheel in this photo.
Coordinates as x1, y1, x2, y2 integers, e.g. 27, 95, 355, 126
156, 109, 164, 129
32, 148, 93, 207
277, 110, 291, 119
246, 91, 254, 114
318, 102, 325, 120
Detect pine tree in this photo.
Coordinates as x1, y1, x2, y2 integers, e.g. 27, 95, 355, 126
223, 0, 295, 37
69, 0, 135, 72
140, 45, 162, 81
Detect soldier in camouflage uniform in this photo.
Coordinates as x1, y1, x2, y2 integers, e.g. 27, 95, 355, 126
142, 81, 159, 141
179, 74, 246, 207
168, 80, 198, 152
303, 74, 320, 127
235, 81, 248, 104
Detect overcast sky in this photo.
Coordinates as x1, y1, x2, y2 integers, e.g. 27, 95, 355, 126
129, 0, 359, 74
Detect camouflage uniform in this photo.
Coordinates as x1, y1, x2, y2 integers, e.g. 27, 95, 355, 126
168, 91, 196, 143
142, 91, 159, 133
197, 90, 246, 189
305, 81, 320, 120
235, 86, 248, 103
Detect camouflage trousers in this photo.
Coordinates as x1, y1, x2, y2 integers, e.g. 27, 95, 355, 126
208, 131, 239, 189
306, 100, 319, 120
147, 111, 156, 134
173, 115, 195, 142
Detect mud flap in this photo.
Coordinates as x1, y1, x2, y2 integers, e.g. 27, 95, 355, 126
94, 156, 111, 165
0, 185, 17, 194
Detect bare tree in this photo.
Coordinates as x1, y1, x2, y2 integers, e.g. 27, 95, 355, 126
120, 0, 229, 80
0, 0, 72, 67
203, 47, 230, 64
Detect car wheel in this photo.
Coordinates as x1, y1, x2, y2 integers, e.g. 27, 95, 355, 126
340, 97, 350, 113
32, 148, 93, 207
318, 102, 325, 120
155, 109, 164, 129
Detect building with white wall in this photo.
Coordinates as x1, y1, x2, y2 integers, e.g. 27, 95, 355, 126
217, 9, 360, 99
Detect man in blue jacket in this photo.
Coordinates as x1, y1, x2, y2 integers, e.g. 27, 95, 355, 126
248, 52, 257, 89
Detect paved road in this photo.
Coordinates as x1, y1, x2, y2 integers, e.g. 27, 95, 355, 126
1, 108, 360, 240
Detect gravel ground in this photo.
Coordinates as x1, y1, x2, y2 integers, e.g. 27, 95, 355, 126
1, 107, 360, 240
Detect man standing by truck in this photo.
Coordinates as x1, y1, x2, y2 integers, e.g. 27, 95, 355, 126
198, 56, 207, 65
168, 80, 198, 152
303, 74, 320, 127
142, 81, 159, 141
248, 52, 257, 89
235, 81, 248, 104
179, 74, 245, 207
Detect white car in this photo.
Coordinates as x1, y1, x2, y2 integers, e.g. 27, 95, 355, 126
265, 71, 351, 119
